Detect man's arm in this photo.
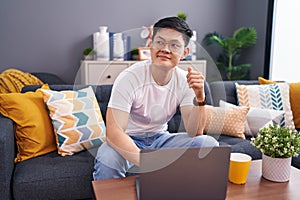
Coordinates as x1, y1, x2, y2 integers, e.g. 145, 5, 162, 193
180, 67, 206, 137
106, 107, 140, 166
180, 105, 206, 137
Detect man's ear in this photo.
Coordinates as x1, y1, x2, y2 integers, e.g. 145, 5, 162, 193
147, 38, 153, 47
181, 47, 190, 60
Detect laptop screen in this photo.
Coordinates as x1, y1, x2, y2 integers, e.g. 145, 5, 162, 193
137, 146, 231, 200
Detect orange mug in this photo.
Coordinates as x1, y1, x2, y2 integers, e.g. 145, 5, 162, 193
229, 153, 252, 184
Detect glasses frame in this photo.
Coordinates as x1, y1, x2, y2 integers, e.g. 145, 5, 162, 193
152, 39, 185, 54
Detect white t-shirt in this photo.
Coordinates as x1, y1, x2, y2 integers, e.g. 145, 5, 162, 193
108, 60, 194, 134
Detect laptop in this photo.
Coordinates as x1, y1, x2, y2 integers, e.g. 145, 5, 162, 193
136, 146, 231, 200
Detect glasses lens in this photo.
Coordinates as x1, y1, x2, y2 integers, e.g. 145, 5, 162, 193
169, 43, 182, 53
153, 40, 164, 49
153, 40, 183, 54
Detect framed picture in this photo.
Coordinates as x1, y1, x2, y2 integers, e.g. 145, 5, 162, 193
138, 47, 151, 60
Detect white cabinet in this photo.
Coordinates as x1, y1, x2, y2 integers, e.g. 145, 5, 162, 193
77, 60, 206, 85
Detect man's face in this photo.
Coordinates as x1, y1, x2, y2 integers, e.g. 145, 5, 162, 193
150, 28, 189, 69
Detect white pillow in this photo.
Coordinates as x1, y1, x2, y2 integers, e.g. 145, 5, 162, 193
219, 100, 284, 137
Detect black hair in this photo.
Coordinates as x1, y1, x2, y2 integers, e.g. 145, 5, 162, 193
152, 16, 193, 47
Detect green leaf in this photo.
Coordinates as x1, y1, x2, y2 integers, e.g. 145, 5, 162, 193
233, 27, 257, 49
203, 32, 225, 47
202, 27, 257, 80
251, 125, 300, 158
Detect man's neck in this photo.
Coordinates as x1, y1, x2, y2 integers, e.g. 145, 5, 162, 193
151, 63, 175, 86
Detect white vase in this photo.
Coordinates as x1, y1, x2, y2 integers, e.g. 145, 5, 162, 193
262, 154, 292, 182
84, 54, 93, 60
113, 33, 124, 60
96, 26, 110, 61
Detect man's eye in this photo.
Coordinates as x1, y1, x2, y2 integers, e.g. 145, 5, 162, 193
171, 43, 181, 48
156, 41, 164, 45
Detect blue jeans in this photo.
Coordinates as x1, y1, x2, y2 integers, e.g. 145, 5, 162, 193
93, 132, 219, 180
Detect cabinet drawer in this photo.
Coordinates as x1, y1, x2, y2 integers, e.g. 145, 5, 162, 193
78, 60, 206, 85
88, 64, 128, 85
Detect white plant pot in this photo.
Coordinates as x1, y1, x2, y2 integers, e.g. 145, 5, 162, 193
262, 154, 292, 182
84, 54, 94, 60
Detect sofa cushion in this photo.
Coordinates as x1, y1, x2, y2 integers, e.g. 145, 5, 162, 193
204, 105, 249, 139
0, 85, 57, 163
13, 149, 96, 199
40, 86, 106, 156
258, 77, 300, 130
236, 82, 295, 131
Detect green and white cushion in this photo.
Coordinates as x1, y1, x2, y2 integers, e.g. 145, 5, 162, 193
235, 82, 295, 131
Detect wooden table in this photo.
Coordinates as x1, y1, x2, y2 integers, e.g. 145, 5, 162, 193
92, 160, 300, 200
226, 160, 300, 199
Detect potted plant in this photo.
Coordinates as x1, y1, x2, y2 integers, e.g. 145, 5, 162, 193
251, 125, 300, 182
83, 48, 95, 60
203, 27, 257, 80
130, 48, 139, 60
177, 12, 187, 21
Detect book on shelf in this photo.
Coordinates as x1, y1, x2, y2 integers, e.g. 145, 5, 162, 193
123, 33, 131, 61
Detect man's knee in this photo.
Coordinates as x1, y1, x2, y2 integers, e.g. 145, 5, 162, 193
95, 143, 125, 167
93, 143, 129, 180
193, 135, 219, 147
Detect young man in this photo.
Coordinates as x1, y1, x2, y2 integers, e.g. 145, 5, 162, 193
93, 16, 219, 180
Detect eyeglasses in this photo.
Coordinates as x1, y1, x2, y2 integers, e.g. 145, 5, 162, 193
152, 39, 184, 54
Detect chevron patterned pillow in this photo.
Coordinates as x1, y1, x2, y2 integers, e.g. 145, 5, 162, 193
41, 86, 106, 156
235, 82, 295, 131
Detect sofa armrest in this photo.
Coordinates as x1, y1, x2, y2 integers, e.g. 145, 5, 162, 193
0, 113, 15, 200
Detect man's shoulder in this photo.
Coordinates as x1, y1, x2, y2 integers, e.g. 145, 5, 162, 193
114, 60, 150, 85
127, 60, 150, 71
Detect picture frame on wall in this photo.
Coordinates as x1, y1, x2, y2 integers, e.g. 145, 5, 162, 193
138, 47, 151, 60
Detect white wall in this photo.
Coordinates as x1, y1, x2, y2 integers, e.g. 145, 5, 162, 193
270, 0, 300, 82
0, 0, 268, 83
0, 0, 236, 83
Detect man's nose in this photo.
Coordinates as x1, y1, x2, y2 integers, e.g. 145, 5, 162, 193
160, 42, 172, 52
160, 46, 171, 53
